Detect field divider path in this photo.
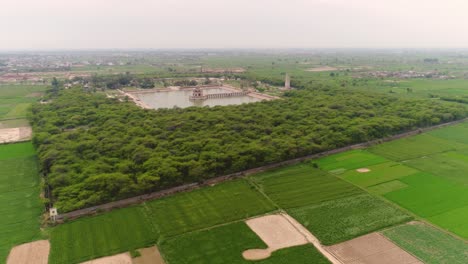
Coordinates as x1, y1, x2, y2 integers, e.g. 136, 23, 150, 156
53, 117, 468, 223
281, 213, 343, 264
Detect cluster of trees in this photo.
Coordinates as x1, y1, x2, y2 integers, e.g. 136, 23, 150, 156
31, 86, 468, 212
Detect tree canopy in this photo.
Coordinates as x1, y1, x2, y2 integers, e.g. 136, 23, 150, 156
30, 86, 468, 212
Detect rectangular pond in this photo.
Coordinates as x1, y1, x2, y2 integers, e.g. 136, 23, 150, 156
130, 87, 263, 109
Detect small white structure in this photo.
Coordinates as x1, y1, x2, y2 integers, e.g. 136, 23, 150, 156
49, 208, 58, 222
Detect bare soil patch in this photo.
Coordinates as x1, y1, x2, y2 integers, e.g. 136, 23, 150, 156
26, 92, 44, 98
7, 240, 50, 264
305, 66, 338, 72
81, 253, 132, 264
243, 214, 341, 262
0, 126, 32, 144
325, 232, 422, 264
132, 246, 165, 264
356, 168, 371, 173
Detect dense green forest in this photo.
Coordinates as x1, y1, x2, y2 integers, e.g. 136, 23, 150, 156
30, 87, 468, 212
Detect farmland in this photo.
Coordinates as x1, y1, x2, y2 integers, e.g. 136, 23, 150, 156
160, 221, 330, 264
4, 51, 468, 264
49, 206, 157, 264
0, 142, 43, 263
0, 85, 46, 121
318, 121, 468, 241
47, 162, 413, 263
383, 222, 468, 264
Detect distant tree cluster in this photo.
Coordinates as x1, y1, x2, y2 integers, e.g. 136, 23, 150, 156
30, 87, 468, 212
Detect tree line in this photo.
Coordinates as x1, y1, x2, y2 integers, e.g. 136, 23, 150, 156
30, 86, 468, 212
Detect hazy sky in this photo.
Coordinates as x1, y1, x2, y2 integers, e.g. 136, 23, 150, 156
1, 0, 467, 50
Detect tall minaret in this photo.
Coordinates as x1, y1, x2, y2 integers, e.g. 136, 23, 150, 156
285, 74, 291, 89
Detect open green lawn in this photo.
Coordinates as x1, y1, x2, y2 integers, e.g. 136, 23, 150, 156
160, 221, 330, 264
383, 222, 468, 264
339, 161, 419, 187
0, 142, 42, 263
49, 206, 157, 264
146, 179, 276, 238
368, 133, 468, 161
250, 163, 361, 209
289, 194, 412, 245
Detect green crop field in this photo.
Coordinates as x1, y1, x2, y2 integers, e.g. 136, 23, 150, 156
49, 179, 276, 263
315, 150, 388, 172
405, 151, 468, 185
384, 172, 468, 217
339, 161, 418, 187
368, 133, 468, 161
0, 85, 46, 120
0, 142, 42, 263
146, 179, 276, 238
383, 222, 468, 264
160, 221, 330, 264
249, 163, 361, 209
49, 206, 157, 264
289, 194, 412, 245
428, 122, 468, 144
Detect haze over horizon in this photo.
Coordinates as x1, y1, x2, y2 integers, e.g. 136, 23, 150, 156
2, 0, 468, 50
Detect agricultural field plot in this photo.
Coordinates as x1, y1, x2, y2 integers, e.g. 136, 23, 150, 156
289, 194, 412, 245
428, 205, 468, 239
383, 222, 468, 264
315, 150, 388, 173
428, 122, 468, 144
0, 118, 30, 129
382, 172, 468, 217
146, 179, 276, 238
0, 142, 42, 263
368, 133, 468, 161
405, 151, 468, 185
0, 85, 46, 120
249, 163, 361, 209
339, 161, 419, 188
49, 206, 157, 264
160, 221, 330, 264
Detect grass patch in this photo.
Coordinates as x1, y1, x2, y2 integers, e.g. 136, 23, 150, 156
315, 150, 388, 172
368, 134, 467, 161
49, 206, 157, 264
160, 221, 330, 264
0, 142, 42, 263
289, 194, 412, 245
339, 161, 419, 187
146, 179, 275, 238
383, 222, 468, 264
250, 163, 361, 209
